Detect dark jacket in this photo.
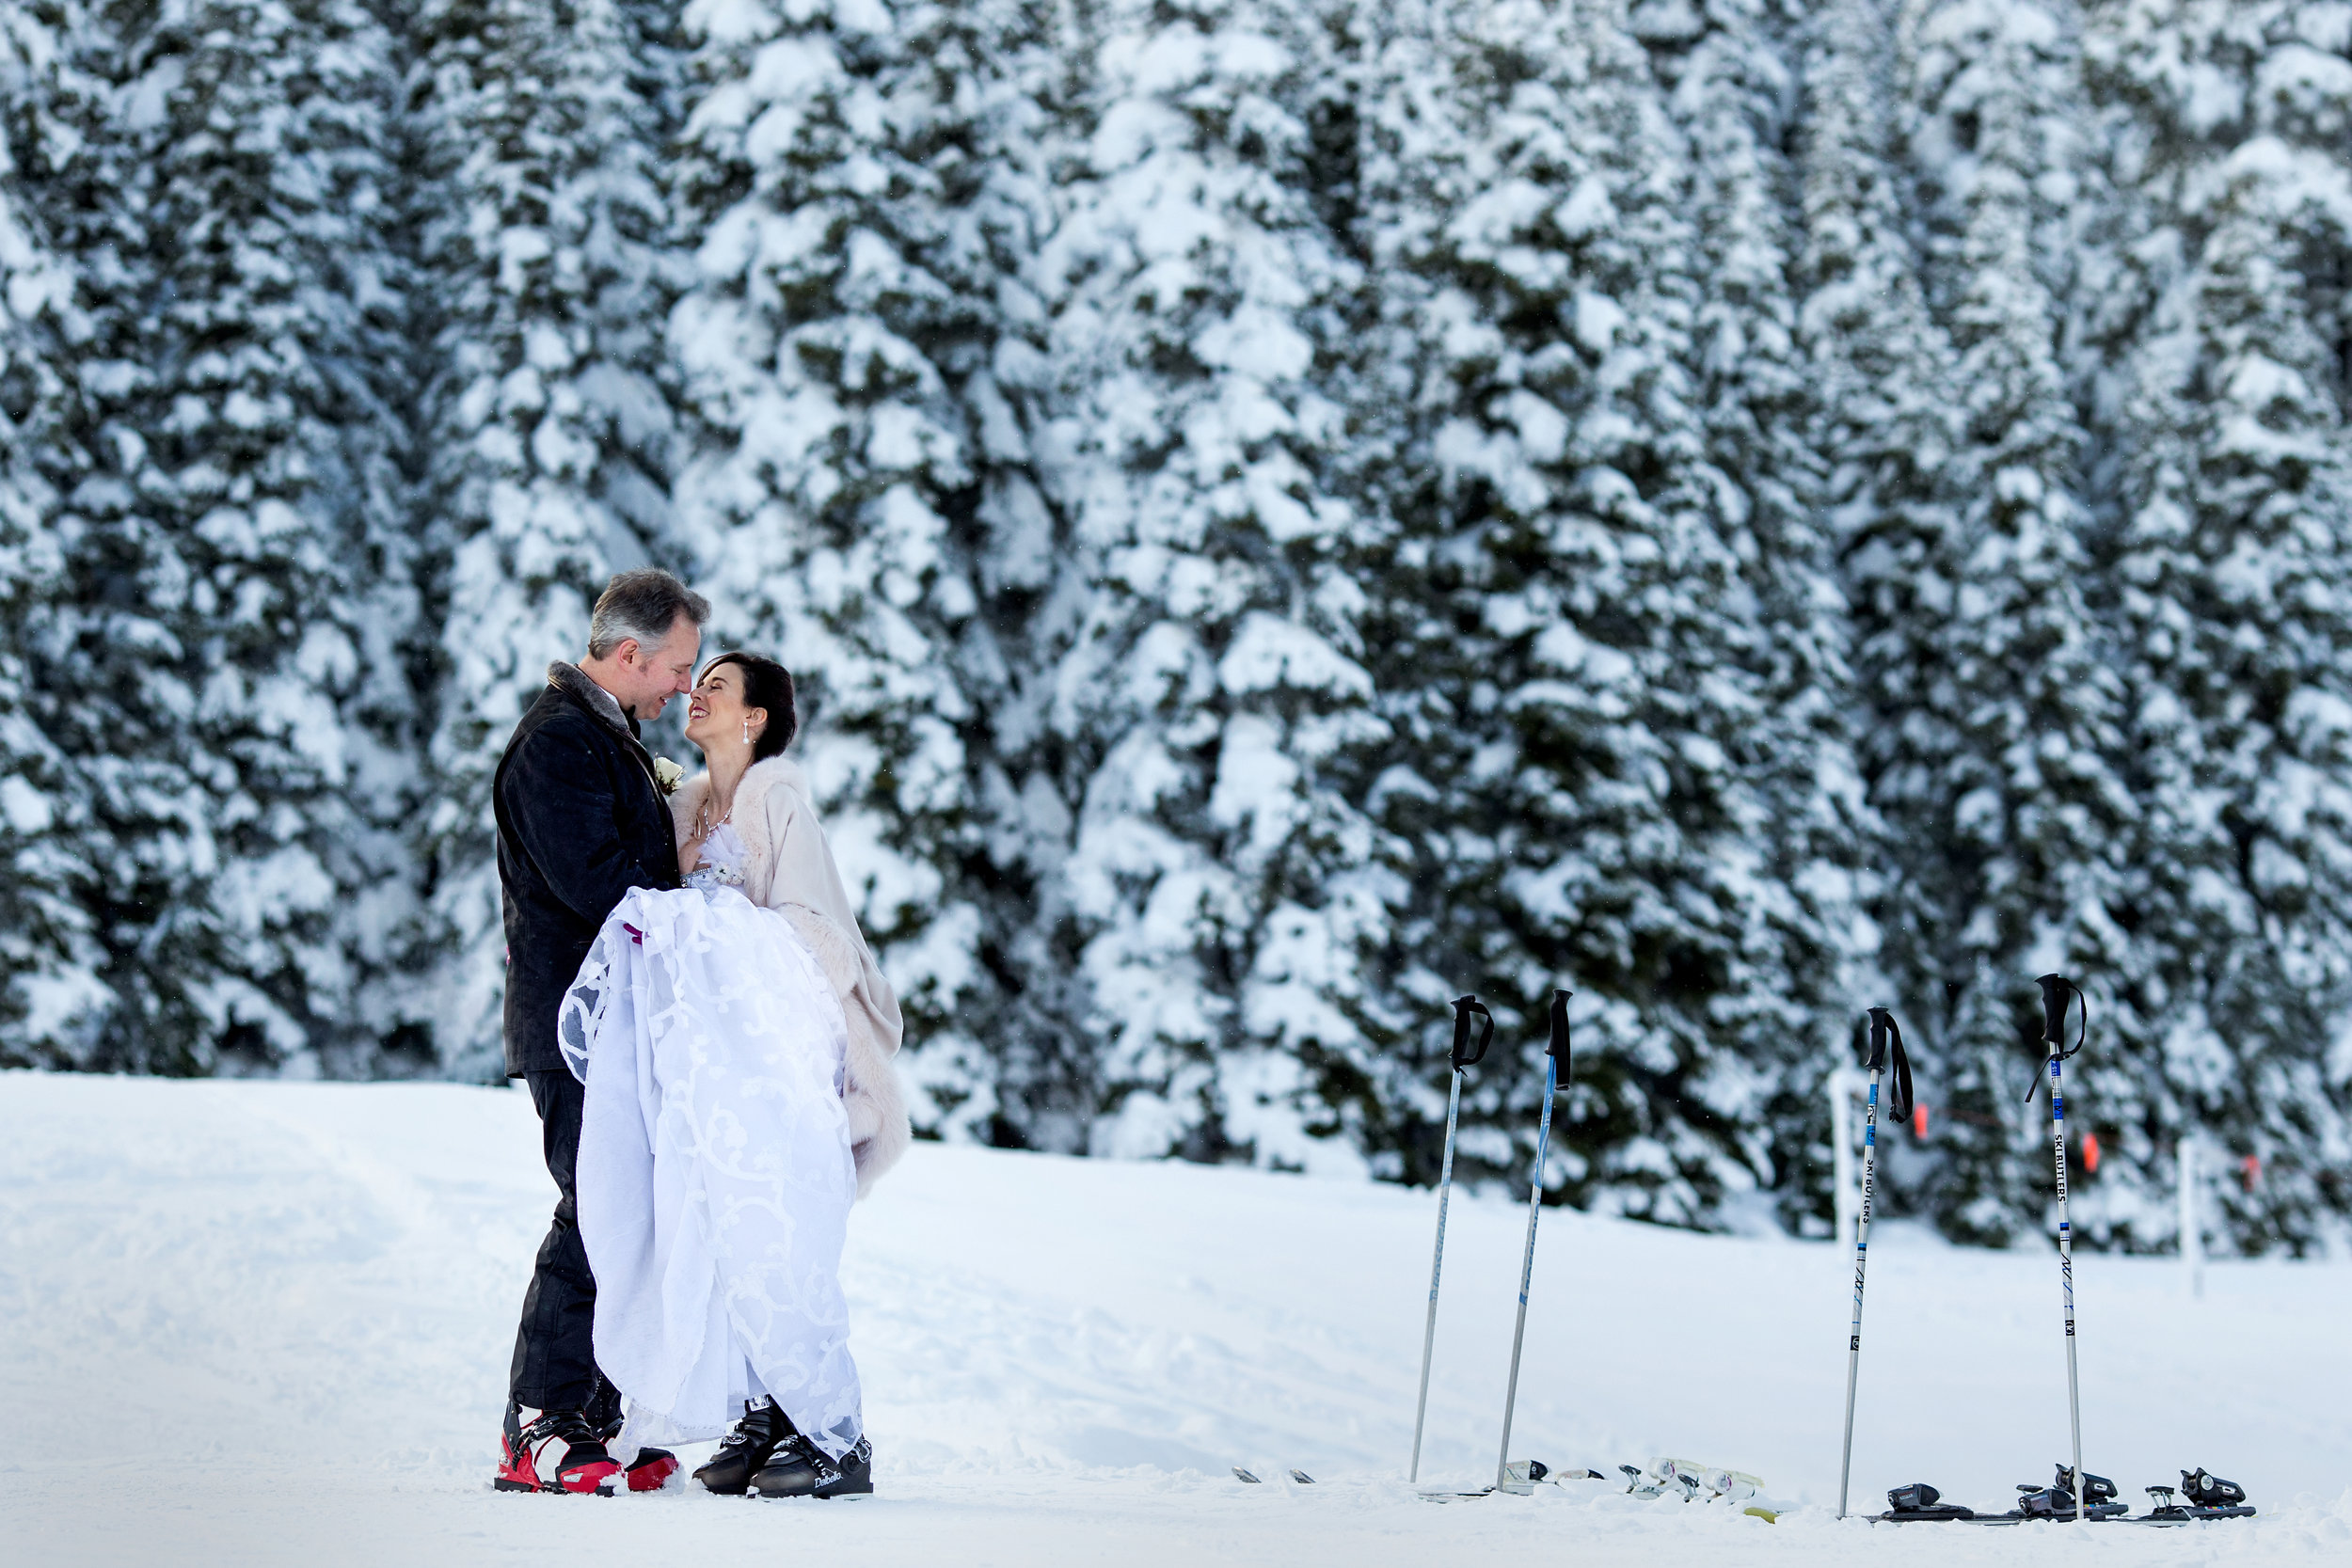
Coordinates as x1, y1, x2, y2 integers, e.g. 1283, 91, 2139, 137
495, 664, 682, 1077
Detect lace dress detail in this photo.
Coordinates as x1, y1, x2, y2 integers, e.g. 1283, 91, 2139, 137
556, 854, 863, 1461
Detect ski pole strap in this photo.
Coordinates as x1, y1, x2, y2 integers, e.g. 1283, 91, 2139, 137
2024, 974, 2086, 1101
1451, 995, 1494, 1069
1864, 1006, 1915, 1122
1546, 989, 1572, 1070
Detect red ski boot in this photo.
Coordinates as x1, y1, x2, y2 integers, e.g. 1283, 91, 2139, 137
621, 1447, 680, 1492
588, 1398, 678, 1492
496, 1403, 622, 1495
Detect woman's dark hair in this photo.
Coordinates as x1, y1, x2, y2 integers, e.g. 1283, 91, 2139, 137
703, 652, 798, 761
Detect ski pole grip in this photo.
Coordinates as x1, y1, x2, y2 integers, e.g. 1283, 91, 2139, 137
2036, 974, 2071, 1048
1878, 1010, 1915, 1123
1865, 1006, 1892, 1072
1546, 989, 1572, 1066
1451, 995, 1493, 1069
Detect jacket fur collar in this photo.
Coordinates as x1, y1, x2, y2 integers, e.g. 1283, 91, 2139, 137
548, 661, 640, 743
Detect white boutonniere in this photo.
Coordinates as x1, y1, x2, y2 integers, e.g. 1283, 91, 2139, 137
652, 756, 685, 796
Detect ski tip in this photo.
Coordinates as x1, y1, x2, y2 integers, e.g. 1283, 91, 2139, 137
1232, 1467, 1262, 1484
1287, 1470, 1315, 1485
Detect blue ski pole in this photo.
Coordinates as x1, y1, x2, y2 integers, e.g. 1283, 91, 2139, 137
1409, 995, 1491, 1482
1836, 1006, 1911, 1518
2031, 974, 2089, 1525
1493, 989, 1571, 1492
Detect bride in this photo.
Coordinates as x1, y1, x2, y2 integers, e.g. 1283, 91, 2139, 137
558, 651, 908, 1499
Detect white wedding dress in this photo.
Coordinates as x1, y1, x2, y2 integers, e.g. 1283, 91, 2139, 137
558, 822, 866, 1462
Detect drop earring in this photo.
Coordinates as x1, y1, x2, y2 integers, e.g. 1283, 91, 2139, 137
741, 717, 751, 746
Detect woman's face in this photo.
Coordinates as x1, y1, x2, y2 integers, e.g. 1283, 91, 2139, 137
683, 662, 765, 755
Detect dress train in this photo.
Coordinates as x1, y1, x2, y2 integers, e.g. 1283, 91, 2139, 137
559, 877, 864, 1460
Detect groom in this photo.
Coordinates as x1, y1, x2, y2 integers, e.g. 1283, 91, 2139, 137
491, 567, 708, 1495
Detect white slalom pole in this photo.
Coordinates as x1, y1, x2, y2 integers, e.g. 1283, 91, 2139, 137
2179, 1140, 2202, 1301
1493, 989, 1570, 1493
2035, 975, 2087, 1527
1836, 1007, 1909, 1519
1409, 996, 1489, 1482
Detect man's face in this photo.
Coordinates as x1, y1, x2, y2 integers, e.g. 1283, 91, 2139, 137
616, 615, 702, 720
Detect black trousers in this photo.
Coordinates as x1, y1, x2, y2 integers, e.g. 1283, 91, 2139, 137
508, 1069, 612, 1416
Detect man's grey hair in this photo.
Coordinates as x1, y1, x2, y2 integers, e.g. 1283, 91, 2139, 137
587, 568, 711, 660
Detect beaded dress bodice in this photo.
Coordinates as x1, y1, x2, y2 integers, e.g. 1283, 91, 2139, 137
685, 821, 748, 893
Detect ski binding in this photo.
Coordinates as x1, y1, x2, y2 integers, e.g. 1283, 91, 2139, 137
1232, 1466, 1315, 1487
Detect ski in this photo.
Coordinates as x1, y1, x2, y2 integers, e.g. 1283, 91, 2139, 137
2137, 1470, 2255, 1522
1419, 1457, 1778, 1515
1872, 1468, 2254, 1526
1415, 1460, 1558, 1501
1231, 1467, 1317, 1486
1617, 1459, 1783, 1521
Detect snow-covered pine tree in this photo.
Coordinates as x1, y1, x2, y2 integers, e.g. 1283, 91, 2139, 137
17, 0, 421, 1075
669, 0, 1030, 1132
1340, 0, 1847, 1224
1794, 0, 1970, 1227
1636, 0, 1868, 1231
405, 0, 690, 1078
1024, 0, 1383, 1169
0, 7, 108, 1067
1870, 0, 2132, 1243
2078, 0, 2352, 1251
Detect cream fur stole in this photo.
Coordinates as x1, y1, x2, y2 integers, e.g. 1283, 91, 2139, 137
670, 758, 911, 1196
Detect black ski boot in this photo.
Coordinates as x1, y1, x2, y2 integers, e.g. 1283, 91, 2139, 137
693, 1399, 791, 1496
751, 1433, 874, 1499
496, 1402, 620, 1495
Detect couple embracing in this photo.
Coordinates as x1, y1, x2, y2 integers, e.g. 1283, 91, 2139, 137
489, 569, 908, 1500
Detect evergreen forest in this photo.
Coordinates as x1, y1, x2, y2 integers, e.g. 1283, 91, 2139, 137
6, 0, 2351, 1254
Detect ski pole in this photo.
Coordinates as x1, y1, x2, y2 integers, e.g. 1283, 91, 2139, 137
1836, 1006, 1912, 1519
1494, 989, 1570, 1493
1409, 994, 1491, 1482
2028, 974, 2088, 1524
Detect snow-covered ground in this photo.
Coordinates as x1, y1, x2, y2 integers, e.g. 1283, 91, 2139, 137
5, 1072, 2349, 1565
